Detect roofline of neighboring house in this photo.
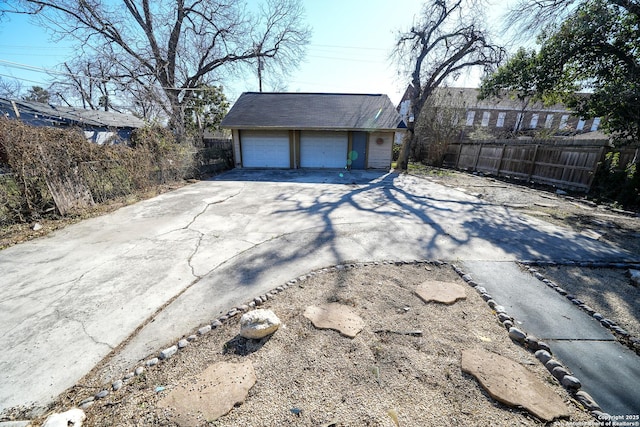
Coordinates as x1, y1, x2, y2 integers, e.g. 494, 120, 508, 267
223, 125, 405, 131
0, 97, 146, 129
239, 91, 388, 96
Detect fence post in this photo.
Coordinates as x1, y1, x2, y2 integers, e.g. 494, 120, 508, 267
587, 146, 607, 191
455, 143, 463, 169
528, 144, 539, 181
496, 143, 506, 176
473, 143, 483, 172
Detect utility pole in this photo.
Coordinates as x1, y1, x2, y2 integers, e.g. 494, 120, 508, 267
257, 56, 263, 92
254, 42, 263, 92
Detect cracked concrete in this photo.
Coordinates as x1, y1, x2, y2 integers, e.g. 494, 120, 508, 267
0, 169, 635, 415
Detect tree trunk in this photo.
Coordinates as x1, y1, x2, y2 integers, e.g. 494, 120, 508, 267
396, 94, 423, 171
396, 129, 415, 171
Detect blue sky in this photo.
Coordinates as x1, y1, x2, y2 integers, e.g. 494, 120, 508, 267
0, 0, 511, 105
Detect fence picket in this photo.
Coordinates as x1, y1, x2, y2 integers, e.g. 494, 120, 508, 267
441, 140, 635, 192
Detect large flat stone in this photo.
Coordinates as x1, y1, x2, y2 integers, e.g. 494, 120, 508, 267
157, 360, 256, 426
461, 348, 570, 422
415, 280, 467, 304
303, 303, 365, 338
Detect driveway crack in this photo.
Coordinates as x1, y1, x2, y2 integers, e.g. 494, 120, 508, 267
181, 187, 245, 279
55, 308, 114, 350
184, 188, 244, 231
187, 232, 205, 279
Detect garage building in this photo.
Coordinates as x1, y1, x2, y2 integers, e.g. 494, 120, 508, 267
220, 92, 405, 170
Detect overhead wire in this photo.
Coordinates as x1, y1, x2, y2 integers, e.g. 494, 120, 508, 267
0, 43, 393, 92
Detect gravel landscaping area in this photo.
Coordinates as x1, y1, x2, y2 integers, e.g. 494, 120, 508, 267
31, 263, 594, 426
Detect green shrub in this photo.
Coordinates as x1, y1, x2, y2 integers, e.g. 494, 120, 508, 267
591, 151, 640, 210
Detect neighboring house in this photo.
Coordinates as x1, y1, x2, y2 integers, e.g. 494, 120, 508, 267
220, 92, 405, 169
397, 87, 603, 141
0, 97, 146, 144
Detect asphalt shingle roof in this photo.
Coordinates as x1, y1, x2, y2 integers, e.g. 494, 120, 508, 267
221, 92, 404, 130
0, 98, 146, 129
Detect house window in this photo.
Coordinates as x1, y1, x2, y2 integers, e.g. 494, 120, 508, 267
514, 113, 523, 131
530, 113, 539, 128
545, 114, 554, 129
576, 118, 585, 131
496, 112, 506, 127
481, 111, 490, 127
591, 117, 601, 131
559, 114, 569, 129
466, 111, 476, 126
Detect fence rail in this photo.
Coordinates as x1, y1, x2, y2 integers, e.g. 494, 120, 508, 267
443, 140, 638, 192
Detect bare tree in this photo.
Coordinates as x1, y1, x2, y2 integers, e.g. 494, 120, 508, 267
49, 57, 124, 111
393, 0, 504, 170
413, 87, 468, 165
5, 0, 310, 139
505, 0, 640, 38
0, 77, 22, 99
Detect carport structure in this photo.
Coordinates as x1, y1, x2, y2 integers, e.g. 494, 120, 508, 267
221, 92, 406, 170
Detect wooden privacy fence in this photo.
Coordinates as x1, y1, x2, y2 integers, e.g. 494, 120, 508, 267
442, 140, 628, 192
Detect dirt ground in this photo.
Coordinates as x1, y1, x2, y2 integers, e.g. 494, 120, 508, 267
0, 181, 194, 250
35, 264, 594, 426
411, 166, 640, 256
3, 167, 639, 426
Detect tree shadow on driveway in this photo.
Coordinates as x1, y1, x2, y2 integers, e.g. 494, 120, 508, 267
212, 169, 636, 291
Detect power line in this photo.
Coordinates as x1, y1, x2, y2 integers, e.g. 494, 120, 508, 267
0, 52, 72, 58
0, 60, 225, 92
0, 72, 48, 86
0, 44, 74, 50
0, 58, 96, 80
0, 42, 385, 52
306, 55, 384, 64
309, 43, 388, 51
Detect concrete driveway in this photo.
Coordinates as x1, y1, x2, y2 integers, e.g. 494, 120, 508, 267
0, 169, 634, 415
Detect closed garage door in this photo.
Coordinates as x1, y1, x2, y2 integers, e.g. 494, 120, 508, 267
300, 131, 348, 168
241, 130, 290, 168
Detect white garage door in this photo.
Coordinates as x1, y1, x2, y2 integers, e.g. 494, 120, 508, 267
300, 131, 348, 168
241, 130, 290, 168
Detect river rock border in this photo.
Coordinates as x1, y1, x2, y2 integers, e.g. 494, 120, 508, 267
519, 260, 640, 356
451, 263, 610, 421
69, 259, 603, 423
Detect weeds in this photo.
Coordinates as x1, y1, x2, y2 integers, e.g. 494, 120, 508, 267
0, 119, 231, 227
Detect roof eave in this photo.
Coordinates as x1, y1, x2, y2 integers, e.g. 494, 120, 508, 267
221, 125, 403, 131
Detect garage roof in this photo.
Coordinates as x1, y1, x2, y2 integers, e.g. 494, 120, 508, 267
221, 92, 404, 131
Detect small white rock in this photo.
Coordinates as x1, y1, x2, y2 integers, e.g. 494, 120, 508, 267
159, 345, 178, 360
240, 309, 281, 339
42, 408, 86, 427
198, 325, 212, 335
